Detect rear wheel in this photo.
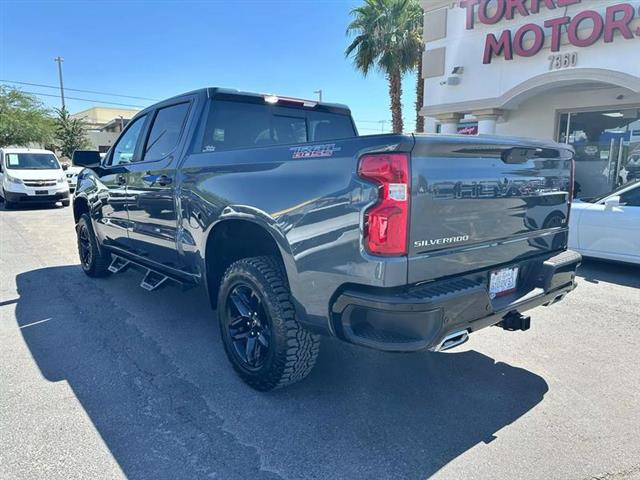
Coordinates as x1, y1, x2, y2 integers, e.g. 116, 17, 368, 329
61, 199, 70, 207
218, 256, 320, 391
77, 214, 111, 277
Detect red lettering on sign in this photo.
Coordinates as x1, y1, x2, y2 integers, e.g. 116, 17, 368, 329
530, 0, 556, 14
505, 0, 529, 20
604, 3, 635, 43
483, 30, 513, 64
513, 23, 545, 57
544, 16, 571, 52
461, 0, 480, 30
556, 0, 582, 6
568, 10, 604, 48
479, 0, 506, 25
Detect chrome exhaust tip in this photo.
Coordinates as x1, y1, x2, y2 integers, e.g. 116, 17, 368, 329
434, 330, 469, 352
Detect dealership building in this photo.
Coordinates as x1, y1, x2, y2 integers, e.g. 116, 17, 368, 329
420, 0, 640, 198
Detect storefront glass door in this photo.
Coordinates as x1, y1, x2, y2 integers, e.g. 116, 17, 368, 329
558, 108, 640, 199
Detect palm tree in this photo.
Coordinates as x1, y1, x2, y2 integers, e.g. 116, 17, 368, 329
346, 0, 422, 134
408, 2, 425, 133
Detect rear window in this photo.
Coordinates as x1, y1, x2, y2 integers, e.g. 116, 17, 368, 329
200, 100, 356, 152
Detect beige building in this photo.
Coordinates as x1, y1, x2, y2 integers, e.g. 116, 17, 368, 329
71, 107, 140, 153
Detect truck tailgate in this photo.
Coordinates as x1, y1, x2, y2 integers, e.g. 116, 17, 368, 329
408, 135, 573, 284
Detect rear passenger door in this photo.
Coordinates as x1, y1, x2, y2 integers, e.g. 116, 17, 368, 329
124, 100, 193, 268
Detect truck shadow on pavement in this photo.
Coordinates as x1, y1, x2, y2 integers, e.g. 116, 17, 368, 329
577, 259, 640, 289
15, 265, 549, 480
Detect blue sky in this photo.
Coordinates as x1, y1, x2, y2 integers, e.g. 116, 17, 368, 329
0, 0, 418, 134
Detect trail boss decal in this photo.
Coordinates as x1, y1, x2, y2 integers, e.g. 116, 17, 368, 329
414, 235, 470, 248
290, 144, 342, 159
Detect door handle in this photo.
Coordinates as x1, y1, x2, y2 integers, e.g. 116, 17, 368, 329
142, 173, 172, 187
116, 174, 127, 186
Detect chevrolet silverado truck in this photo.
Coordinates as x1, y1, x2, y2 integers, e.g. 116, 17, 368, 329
72, 88, 581, 391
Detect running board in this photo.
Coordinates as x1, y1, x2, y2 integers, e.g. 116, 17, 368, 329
108, 256, 131, 274
106, 252, 196, 292
140, 269, 169, 291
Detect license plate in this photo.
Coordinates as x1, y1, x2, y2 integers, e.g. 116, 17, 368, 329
35, 190, 48, 195
489, 267, 519, 298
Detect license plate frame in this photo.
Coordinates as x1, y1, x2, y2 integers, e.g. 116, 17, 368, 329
489, 266, 519, 298
35, 190, 48, 195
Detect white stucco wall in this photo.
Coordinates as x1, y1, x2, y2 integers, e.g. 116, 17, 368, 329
496, 86, 640, 139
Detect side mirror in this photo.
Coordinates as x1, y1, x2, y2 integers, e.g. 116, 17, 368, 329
604, 195, 621, 209
62, 163, 69, 171
72, 150, 101, 168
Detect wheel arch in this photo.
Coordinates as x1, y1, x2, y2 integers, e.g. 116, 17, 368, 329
73, 195, 90, 224
203, 214, 297, 310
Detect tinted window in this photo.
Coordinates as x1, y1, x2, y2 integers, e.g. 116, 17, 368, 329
201, 100, 355, 152
111, 115, 147, 166
144, 103, 190, 161
621, 185, 640, 207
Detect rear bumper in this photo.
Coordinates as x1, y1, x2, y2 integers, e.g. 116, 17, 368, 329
4, 190, 69, 203
331, 250, 581, 352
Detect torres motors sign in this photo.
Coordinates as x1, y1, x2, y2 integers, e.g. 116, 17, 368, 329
460, 0, 640, 64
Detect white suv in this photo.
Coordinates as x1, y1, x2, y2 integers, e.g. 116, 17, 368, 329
0, 148, 70, 209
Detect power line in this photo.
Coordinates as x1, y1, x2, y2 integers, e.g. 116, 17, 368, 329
1, 79, 159, 101
13, 90, 147, 109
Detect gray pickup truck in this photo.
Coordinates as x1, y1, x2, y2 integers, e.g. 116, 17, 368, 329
72, 88, 581, 390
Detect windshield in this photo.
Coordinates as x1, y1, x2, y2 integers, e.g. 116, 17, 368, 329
587, 180, 640, 203
4, 153, 61, 170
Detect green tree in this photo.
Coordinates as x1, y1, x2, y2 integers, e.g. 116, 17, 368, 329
346, 0, 423, 134
0, 86, 55, 147
55, 107, 90, 159
409, 2, 425, 133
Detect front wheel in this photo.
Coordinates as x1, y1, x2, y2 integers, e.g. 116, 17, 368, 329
61, 199, 70, 207
76, 214, 111, 277
218, 256, 320, 391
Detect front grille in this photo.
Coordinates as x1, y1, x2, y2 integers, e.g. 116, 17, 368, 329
24, 179, 57, 187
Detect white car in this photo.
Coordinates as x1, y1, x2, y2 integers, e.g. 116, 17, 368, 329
569, 181, 640, 265
0, 148, 70, 209
64, 165, 84, 193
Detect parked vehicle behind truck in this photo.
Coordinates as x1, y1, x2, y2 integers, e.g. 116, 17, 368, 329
0, 148, 70, 209
72, 88, 581, 390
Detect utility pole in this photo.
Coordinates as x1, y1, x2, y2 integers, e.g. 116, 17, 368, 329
314, 89, 323, 102
54, 56, 65, 110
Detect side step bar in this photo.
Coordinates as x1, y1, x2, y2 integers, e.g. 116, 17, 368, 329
108, 256, 131, 274
107, 253, 194, 292
140, 269, 169, 291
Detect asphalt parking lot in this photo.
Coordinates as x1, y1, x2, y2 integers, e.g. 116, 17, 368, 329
1, 204, 639, 480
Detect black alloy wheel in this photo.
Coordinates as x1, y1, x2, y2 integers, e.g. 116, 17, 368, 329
217, 256, 320, 391
76, 213, 111, 277
225, 282, 271, 370
78, 222, 93, 270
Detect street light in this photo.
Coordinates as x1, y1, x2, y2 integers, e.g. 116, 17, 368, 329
314, 89, 323, 102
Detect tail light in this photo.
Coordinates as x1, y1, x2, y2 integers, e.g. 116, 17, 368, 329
358, 153, 410, 256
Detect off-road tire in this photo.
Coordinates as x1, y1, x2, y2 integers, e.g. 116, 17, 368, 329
77, 213, 111, 277
218, 256, 320, 391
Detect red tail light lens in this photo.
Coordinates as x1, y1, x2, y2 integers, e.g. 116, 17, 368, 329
358, 153, 410, 256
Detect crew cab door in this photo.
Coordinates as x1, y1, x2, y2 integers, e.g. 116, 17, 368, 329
578, 184, 640, 262
94, 114, 149, 249
124, 100, 192, 267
